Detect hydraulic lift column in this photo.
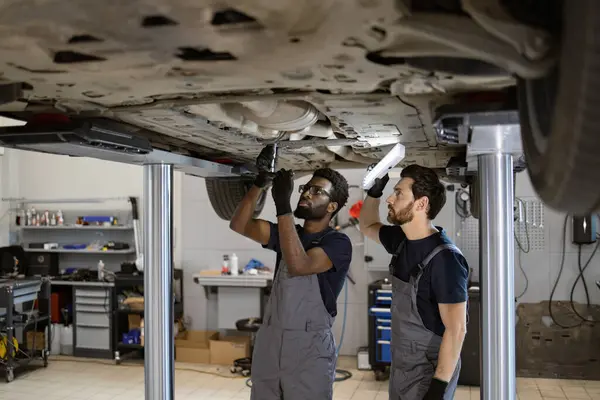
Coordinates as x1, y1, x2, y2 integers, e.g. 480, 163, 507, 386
143, 163, 174, 400
466, 113, 521, 400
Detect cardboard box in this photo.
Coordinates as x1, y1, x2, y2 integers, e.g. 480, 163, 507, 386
175, 330, 217, 364
128, 315, 142, 330
209, 334, 251, 366
26, 331, 45, 350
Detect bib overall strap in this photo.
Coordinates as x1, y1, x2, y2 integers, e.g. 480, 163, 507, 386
389, 240, 406, 275
409, 243, 463, 282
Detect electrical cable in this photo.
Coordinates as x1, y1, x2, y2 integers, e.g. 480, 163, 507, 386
514, 198, 530, 300
568, 233, 600, 323
515, 248, 529, 300
577, 245, 591, 307
334, 279, 352, 382
548, 215, 583, 329
454, 189, 471, 219
49, 356, 246, 378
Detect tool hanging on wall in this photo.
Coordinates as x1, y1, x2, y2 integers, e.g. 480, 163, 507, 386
129, 197, 143, 272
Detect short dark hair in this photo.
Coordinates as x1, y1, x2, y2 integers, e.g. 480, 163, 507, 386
400, 164, 446, 220
312, 168, 349, 217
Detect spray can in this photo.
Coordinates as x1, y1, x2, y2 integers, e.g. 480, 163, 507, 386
97, 260, 105, 281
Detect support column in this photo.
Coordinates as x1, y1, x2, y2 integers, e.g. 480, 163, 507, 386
478, 153, 516, 400
143, 163, 174, 400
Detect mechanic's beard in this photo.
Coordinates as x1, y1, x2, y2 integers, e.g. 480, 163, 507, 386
387, 202, 414, 225
294, 203, 329, 220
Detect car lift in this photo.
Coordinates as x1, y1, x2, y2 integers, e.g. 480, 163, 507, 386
465, 111, 521, 400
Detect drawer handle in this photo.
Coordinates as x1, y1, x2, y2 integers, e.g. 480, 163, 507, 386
376, 318, 391, 324
76, 311, 109, 315
369, 307, 391, 313
76, 323, 109, 329
377, 326, 391, 331
377, 340, 391, 345
376, 296, 392, 302
376, 290, 393, 294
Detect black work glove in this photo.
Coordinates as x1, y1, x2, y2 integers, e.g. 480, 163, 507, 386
271, 169, 294, 216
367, 174, 390, 198
254, 170, 275, 189
253, 145, 277, 188
423, 377, 448, 400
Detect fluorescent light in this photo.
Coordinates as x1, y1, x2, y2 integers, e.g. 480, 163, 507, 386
0, 116, 26, 127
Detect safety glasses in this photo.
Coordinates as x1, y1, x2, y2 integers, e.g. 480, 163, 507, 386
298, 184, 331, 198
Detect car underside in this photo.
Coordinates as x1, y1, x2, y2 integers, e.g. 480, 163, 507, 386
0, 0, 598, 218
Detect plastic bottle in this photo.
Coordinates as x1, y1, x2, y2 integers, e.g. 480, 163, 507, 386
230, 253, 239, 276
97, 260, 105, 281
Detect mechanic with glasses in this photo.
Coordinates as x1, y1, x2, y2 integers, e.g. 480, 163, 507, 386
229, 146, 353, 400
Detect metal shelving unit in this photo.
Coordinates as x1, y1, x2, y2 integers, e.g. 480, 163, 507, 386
16, 207, 137, 274
113, 271, 184, 365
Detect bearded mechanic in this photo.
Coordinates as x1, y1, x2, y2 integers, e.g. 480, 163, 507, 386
229, 147, 352, 400
359, 164, 469, 400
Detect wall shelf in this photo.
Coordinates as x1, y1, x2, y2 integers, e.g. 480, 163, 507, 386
24, 248, 135, 255
20, 225, 133, 231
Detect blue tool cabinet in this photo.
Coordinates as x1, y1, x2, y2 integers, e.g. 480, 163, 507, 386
368, 278, 392, 380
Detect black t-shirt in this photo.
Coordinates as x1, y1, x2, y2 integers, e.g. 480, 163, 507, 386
263, 222, 352, 317
379, 225, 469, 336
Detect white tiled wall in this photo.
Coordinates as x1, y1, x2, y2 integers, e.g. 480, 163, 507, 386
457, 171, 600, 307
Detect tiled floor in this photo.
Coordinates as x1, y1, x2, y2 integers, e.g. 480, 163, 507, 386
0, 356, 598, 399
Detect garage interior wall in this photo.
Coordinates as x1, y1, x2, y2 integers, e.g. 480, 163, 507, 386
0, 149, 184, 267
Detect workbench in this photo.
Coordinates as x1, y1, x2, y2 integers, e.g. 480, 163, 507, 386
193, 273, 273, 330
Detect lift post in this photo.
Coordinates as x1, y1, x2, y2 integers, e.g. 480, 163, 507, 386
143, 163, 174, 400
466, 112, 522, 400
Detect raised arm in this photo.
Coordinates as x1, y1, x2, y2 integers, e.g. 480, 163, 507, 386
229, 146, 276, 246
229, 183, 272, 246
359, 174, 389, 244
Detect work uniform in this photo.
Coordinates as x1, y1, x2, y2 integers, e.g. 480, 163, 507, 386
251, 225, 352, 400
379, 226, 469, 400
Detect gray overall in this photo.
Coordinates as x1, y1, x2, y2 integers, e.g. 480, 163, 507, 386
389, 241, 462, 400
251, 230, 337, 400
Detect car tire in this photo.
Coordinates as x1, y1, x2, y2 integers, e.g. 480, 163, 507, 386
518, 0, 600, 214
206, 178, 266, 221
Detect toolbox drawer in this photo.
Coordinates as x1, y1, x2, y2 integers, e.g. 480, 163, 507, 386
76, 325, 110, 350
377, 340, 391, 363
75, 297, 109, 307
377, 326, 391, 341
369, 307, 392, 319
376, 318, 391, 327
75, 288, 110, 298
76, 311, 110, 328
374, 289, 392, 305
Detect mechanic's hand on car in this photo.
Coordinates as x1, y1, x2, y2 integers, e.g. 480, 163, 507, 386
367, 174, 389, 198
254, 145, 277, 188
272, 168, 294, 216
